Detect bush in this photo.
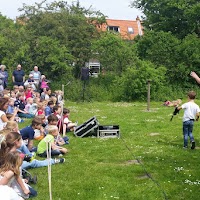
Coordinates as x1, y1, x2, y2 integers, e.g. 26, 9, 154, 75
112, 60, 167, 101
50, 62, 200, 102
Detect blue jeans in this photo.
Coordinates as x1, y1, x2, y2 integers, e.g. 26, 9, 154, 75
183, 120, 195, 147
29, 186, 37, 198
22, 159, 55, 170
18, 113, 35, 118
18, 143, 32, 157
38, 149, 62, 157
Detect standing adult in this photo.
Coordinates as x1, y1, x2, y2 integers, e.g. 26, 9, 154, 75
0, 70, 5, 94
12, 64, 25, 86
30, 66, 41, 90
0, 65, 8, 89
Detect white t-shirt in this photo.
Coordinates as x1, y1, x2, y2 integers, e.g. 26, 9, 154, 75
63, 117, 70, 124
0, 110, 6, 130
181, 101, 200, 122
0, 185, 21, 200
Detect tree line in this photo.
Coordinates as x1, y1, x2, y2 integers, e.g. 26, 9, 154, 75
0, 0, 199, 101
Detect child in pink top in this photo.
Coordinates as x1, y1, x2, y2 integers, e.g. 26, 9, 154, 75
40, 75, 49, 91
36, 103, 45, 116
25, 85, 33, 100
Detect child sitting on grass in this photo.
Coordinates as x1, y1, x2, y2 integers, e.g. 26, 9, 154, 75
20, 118, 42, 151
53, 105, 61, 120
36, 102, 45, 116
0, 150, 37, 199
37, 125, 68, 157
0, 131, 65, 171
3, 121, 34, 159
25, 97, 37, 116
58, 108, 77, 136
44, 100, 54, 117
14, 93, 34, 119
46, 114, 69, 145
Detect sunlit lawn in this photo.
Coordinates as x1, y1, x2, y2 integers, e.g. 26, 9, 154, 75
21, 100, 200, 200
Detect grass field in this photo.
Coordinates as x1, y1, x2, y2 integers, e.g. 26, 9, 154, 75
23, 100, 200, 200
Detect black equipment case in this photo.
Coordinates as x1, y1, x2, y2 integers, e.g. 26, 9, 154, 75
74, 116, 99, 137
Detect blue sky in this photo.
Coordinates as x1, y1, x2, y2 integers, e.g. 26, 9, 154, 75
0, 0, 143, 20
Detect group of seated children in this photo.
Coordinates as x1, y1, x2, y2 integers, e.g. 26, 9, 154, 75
0, 84, 77, 199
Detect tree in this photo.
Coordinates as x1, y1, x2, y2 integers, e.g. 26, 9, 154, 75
18, 0, 106, 78
131, 0, 200, 38
134, 30, 180, 68
0, 13, 33, 81
92, 32, 137, 74
28, 36, 73, 80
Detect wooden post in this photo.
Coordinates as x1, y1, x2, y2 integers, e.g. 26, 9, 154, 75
147, 80, 151, 111
62, 84, 65, 104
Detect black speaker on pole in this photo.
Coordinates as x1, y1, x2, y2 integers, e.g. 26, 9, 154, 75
81, 67, 89, 81
74, 116, 99, 137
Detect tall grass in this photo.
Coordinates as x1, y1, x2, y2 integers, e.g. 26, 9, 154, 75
23, 100, 200, 200
51, 72, 200, 102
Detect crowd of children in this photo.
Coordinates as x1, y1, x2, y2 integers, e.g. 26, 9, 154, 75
0, 80, 77, 199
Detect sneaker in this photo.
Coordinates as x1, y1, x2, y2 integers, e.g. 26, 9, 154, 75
183, 146, 188, 149
65, 141, 69, 145
29, 175, 37, 184
54, 158, 65, 164
191, 141, 195, 149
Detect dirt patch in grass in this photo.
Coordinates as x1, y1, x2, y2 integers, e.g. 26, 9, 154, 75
149, 133, 160, 136
136, 174, 150, 180
97, 160, 142, 166
119, 160, 142, 166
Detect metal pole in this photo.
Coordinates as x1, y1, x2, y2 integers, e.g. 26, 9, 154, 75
147, 80, 151, 111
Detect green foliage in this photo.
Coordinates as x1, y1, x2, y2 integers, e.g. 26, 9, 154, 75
19, 0, 106, 79
28, 36, 73, 79
112, 60, 167, 101
132, 0, 200, 38
0, 0, 200, 100
134, 31, 200, 87
92, 32, 137, 74
175, 34, 200, 70
135, 31, 180, 68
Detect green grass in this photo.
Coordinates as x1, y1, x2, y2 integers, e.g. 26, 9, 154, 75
21, 100, 200, 200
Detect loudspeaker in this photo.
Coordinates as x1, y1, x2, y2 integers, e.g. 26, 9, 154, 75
74, 116, 99, 137
81, 67, 89, 81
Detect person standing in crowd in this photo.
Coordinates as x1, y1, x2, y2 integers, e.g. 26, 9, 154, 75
0, 73, 4, 94
0, 65, 8, 89
30, 66, 41, 91
12, 64, 25, 86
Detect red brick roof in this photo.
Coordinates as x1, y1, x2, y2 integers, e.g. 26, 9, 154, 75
99, 17, 143, 40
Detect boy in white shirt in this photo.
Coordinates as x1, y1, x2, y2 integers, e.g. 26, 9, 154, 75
177, 91, 200, 149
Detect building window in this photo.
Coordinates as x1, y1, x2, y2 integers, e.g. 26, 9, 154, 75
128, 27, 134, 34
108, 26, 120, 32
